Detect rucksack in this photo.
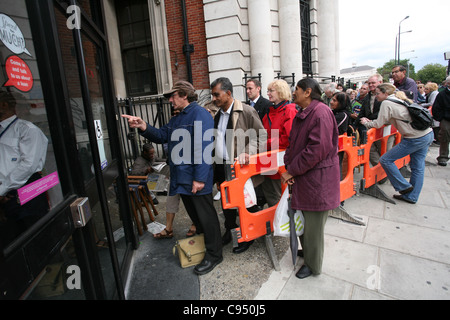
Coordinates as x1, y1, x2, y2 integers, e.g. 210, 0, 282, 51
387, 98, 433, 131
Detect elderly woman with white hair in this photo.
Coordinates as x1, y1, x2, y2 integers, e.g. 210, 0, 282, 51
261, 79, 298, 207
321, 83, 338, 106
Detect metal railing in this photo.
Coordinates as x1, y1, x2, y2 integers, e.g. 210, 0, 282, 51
117, 95, 172, 172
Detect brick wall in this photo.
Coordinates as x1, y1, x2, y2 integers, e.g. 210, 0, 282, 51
165, 0, 210, 90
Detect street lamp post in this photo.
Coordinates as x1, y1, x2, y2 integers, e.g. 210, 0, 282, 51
445, 52, 450, 76
397, 16, 410, 65
395, 30, 412, 64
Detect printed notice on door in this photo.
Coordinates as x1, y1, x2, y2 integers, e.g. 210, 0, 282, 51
95, 119, 108, 170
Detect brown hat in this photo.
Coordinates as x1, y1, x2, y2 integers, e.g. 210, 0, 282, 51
163, 81, 195, 98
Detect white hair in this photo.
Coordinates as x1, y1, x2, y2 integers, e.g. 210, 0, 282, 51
325, 83, 337, 92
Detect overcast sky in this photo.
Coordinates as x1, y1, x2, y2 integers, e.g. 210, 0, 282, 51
339, 0, 450, 71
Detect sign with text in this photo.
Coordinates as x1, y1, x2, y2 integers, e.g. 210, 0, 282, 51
0, 13, 32, 56
95, 119, 108, 170
3, 55, 33, 92
17, 171, 60, 205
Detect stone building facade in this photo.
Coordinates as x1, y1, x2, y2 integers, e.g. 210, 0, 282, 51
105, 0, 341, 101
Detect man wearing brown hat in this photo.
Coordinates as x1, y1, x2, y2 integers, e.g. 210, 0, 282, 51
122, 81, 223, 275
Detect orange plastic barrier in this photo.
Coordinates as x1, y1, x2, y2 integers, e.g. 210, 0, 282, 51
220, 126, 411, 245
338, 133, 358, 202
221, 150, 287, 244
360, 126, 410, 189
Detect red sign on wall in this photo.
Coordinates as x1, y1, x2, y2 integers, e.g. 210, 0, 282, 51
3, 55, 34, 92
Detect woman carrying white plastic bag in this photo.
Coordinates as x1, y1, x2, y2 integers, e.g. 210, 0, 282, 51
273, 187, 304, 237
281, 78, 341, 280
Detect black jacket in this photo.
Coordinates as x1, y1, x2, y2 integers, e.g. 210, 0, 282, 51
432, 89, 450, 122
357, 92, 382, 121
249, 96, 272, 120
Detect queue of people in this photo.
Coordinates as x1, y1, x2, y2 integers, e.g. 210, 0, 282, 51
122, 77, 340, 278
122, 66, 448, 279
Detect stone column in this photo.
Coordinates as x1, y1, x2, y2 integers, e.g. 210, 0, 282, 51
278, 0, 302, 84
316, 0, 337, 78
248, 0, 273, 93
334, 1, 341, 77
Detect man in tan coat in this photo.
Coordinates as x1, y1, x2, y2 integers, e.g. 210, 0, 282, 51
211, 77, 266, 254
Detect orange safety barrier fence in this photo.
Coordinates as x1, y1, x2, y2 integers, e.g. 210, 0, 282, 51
220, 126, 411, 268
221, 150, 287, 245
360, 126, 409, 189
338, 133, 359, 202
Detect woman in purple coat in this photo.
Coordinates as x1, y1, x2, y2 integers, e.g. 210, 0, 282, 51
281, 78, 341, 279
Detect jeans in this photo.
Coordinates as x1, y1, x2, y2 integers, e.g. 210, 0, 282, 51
379, 131, 434, 203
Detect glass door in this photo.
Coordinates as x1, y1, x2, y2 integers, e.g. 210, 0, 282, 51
53, 3, 134, 299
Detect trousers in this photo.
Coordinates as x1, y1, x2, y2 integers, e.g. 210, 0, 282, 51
299, 210, 329, 275
380, 131, 434, 203
438, 119, 450, 163
180, 194, 222, 262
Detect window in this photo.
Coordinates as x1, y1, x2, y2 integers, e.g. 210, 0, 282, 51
116, 0, 157, 96
300, 0, 312, 76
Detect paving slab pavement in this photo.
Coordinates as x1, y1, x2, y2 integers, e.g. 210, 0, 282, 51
255, 145, 450, 300
126, 145, 450, 300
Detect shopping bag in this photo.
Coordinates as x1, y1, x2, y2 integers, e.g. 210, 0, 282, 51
273, 188, 304, 237
243, 179, 257, 208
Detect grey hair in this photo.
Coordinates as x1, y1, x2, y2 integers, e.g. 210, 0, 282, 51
368, 73, 383, 83
211, 77, 234, 95
324, 83, 337, 92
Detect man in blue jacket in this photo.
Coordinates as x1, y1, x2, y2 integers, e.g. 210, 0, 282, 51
122, 81, 222, 275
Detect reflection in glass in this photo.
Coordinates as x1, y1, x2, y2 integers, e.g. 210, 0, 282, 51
54, 5, 130, 298
27, 237, 86, 300
0, 4, 64, 248
0, 92, 49, 246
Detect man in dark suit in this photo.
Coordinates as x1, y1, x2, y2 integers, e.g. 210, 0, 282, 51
246, 79, 272, 120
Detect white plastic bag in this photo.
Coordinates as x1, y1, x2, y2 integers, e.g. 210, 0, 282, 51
243, 178, 257, 208
273, 188, 305, 237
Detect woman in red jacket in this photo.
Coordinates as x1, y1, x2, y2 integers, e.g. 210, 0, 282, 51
261, 80, 298, 207
281, 78, 341, 279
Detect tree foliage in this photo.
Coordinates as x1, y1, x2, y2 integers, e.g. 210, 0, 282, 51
377, 59, 416, 82
416, 64, 447, 84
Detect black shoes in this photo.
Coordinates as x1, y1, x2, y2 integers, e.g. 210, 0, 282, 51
295, 265, 313, 279
194, 257, 223, 275
222, 229, 232, 245
438, 162, 447, 167
222, 229, 254, 254
232, 240, 254, 254
393, 194, 416, 204
399, 186, 414, 195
